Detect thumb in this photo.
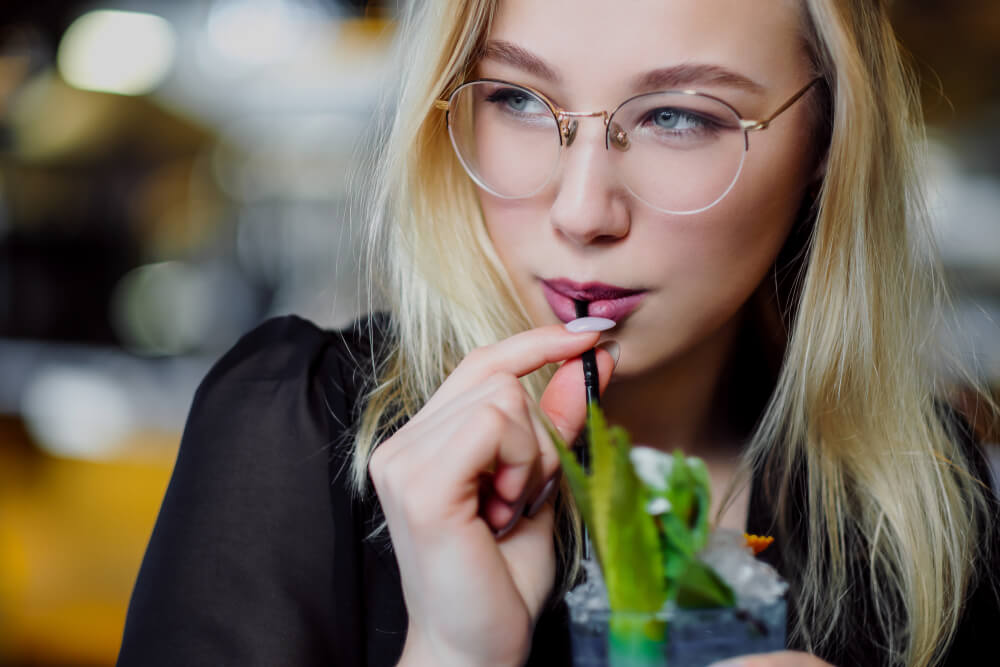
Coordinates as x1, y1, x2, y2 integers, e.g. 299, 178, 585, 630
539, 341, 618, 444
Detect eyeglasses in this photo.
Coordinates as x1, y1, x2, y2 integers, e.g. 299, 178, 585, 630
435, 77, 820, 215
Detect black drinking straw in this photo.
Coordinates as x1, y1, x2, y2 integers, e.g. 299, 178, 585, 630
574, 299, 600, 474
574, 299, 599, 560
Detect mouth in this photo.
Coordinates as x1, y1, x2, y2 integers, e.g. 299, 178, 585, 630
541, 278, 647, 324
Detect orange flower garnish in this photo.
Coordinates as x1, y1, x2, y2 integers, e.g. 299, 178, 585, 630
744, 533, 774, 556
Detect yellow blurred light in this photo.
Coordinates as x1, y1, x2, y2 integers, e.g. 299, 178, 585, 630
57, 10, 176, 96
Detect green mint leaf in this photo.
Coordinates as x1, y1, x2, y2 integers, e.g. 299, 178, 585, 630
545, 421, 593, 523
675, 559, 736, 609
545, 405, 735, 617
599, 416, 665, 612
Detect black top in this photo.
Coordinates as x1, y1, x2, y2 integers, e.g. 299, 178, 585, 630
118, 315, 999, 667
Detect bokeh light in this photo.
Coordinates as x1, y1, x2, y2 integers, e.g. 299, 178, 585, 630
21, 366, 135, 460
57, 10, 176, 96
206, 0, 325, 66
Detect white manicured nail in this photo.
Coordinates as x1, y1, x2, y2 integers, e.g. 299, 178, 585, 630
565, 317, 616, 333
597, 340, 620, 367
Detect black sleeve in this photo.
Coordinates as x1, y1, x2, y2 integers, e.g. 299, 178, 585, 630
117, 315, 368, 666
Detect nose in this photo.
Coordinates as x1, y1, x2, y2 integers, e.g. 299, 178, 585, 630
548, 120, 631, 247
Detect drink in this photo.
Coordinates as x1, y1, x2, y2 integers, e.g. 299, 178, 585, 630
565, 532, 788, 667
567, 599, 786, 667
551, 411, 789, 666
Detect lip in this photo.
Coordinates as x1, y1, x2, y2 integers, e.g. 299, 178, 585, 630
541, 278, 647, 323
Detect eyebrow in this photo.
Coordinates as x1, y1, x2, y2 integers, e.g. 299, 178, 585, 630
633, 63, 766, 94
481, 40, 764, 95
482, 40, 561, 82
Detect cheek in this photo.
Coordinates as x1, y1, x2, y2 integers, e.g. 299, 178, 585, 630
663, 129, 812, 280
479, 196, 559, 325
635, 152, 808, 340
651, 188, 801, 289
473, 118, 562, 199
478, 197, 552, 316
479, 196, 545, 263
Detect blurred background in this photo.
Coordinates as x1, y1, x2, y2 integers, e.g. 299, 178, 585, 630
0, 1, 997, 664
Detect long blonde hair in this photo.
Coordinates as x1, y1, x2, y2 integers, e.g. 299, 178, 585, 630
350, 1, 997, 665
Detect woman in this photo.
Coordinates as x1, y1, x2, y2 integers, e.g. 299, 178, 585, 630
118, 0, 999, 665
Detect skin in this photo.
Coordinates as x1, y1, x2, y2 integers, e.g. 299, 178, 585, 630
374, 326, 617, 667
481, 0, 817, 451
480, 0, 819, 525
376, 0, 833, 665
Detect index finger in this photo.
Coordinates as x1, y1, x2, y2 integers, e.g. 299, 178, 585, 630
414, 321, 615, 425
463, 323, 612, 381
708, 652, 835, 667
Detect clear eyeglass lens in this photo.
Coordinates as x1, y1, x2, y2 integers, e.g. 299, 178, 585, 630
610, 91, 747, 214
447, 81, 561, 199
446, 83, 748, 213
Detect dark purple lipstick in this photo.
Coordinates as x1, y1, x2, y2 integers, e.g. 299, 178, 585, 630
542, 278, 646, 324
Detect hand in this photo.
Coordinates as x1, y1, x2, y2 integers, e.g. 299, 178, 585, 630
368, 324, 617, 667
709, 651, 836, 666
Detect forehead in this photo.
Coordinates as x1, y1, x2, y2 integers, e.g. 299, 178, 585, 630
488, 0, 808, 102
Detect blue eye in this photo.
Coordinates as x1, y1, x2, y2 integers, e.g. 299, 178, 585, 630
485, 88, 547, 116
505, 93, 531, 111
652, 108, 703, 131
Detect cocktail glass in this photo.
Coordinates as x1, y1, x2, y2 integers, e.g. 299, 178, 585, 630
567, 598, 786, 667
565, 531, 788, 667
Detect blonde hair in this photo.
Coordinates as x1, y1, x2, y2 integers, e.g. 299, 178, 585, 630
350, 1, 997, 665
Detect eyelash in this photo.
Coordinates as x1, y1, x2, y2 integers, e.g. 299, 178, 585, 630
485, 89, 545, 111
483, 85, 729, 140
637, 108, 720, 135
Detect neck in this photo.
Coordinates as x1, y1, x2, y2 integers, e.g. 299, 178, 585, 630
601, 313, 746, 456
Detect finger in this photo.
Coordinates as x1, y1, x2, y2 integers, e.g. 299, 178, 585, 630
413, 377, 557, 527
468, 415, 541, 537
495, 499, 557, 614
433, 403, 541, 506
381, 374, 547, 527
378, 404, 542, 541
421, 375, 550, 532
482, 460, 541, 534
524, 467, 562, 518
419, 324, 611, 416
708, 651, 835, 667
401, 373, 535, 475
539, 341, 618, 444
468, 324, 608, 379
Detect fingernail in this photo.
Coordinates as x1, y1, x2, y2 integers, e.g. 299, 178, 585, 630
493, 495, 530, 539
525, 470, 562, 518
706, 660, 747, 667
596, 340, 620, 368
565, 317, 616, 333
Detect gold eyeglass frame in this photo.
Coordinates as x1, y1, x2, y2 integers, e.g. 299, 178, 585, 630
434, 76, 822, 213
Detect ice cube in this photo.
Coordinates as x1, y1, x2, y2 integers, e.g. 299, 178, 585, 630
697, 530, 788, 612
629, 446, 674, 490
564, 550, 609, 624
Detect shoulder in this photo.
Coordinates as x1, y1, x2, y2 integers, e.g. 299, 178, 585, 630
190, 313, 390, 446
151, 311, 397, 574
167, 309, 393, 528
119, 313, 394, 665
201, 312, 388, 397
